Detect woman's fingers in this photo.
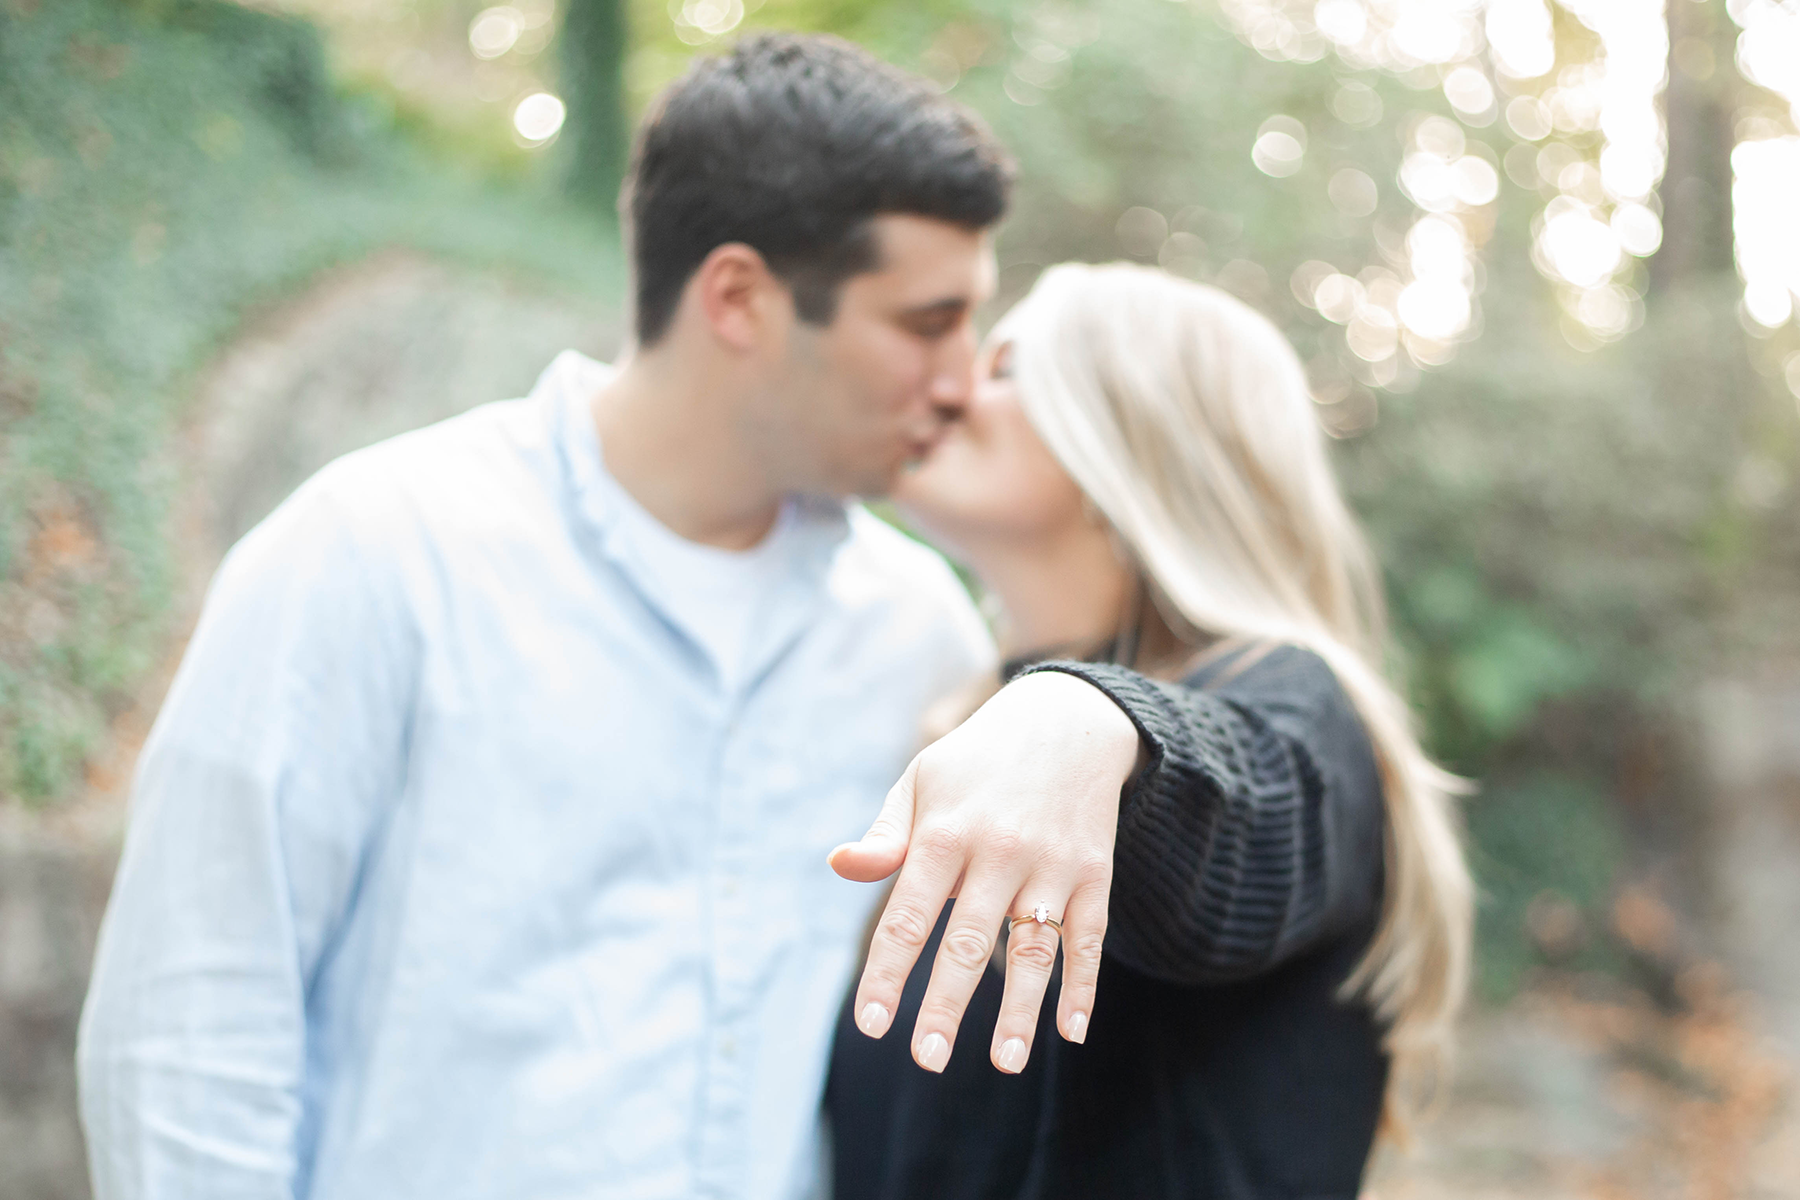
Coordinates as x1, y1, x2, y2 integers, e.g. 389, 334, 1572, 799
1055, 872, 1110, 1044
828, 757, 919, 884
840, 680, 1133, 1072
849, 821, 965, 1041
988, 890, 1064, 1074
907, 874, 1016, 1072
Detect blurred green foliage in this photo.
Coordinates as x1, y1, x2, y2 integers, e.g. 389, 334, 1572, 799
1463, 772, 1627, 996
0, 0, 619, 802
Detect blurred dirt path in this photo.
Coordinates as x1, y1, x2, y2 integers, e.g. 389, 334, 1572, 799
20, 250, 621, 842
197, 250, 623, 561
1370, 984, 1799, 1199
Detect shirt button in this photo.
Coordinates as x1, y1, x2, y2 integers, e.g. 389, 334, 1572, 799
721, 876, 740, 898
719, 1036, 737, 1059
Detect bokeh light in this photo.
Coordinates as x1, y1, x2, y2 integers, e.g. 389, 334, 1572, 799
1347, 300, 1400, 361
1224, 0, 1487, 74
1385, 110, 1488, 362
1451, 155, 1500, 206
1505, 0, 1670, 344
1290, 259, 1337, 306
1505, 95, 1552, 141
469, 7, 523, 60
1733, 137, 1800, 330
1116, 206, 1169, 258
1566, 0, 1670, 204
1444, 65, 1497, 122
1487, 0, 1557, 78
1330, 78, 1384, 127
1181, 0, 1788, 363
1315, 0, 1367, 46
1730, 6, 1800, 328
1733, 0, 1800, 125
1568, 282, 1640, 341
467, 0, 554, 62
672, 0, 745, 44
1539, 199, 1623, 289
1398, 215, 1475, 340
1252, 115, 1307, 177
512, 91, 566, 144
1415, 115, 1465, 160
1611, 201, 1663, 257
1218, 0, 1329, 62
1312, 272, 1366, 324
1328, 167, 1380, 216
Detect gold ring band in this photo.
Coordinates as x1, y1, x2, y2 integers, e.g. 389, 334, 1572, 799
1010, 902, 1063, 934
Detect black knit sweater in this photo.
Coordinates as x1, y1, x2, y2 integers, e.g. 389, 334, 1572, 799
825, 644, 1390, 1200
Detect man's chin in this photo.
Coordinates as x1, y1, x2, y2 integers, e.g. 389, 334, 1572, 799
837, 456, 924, 503
821, 437, 948, 502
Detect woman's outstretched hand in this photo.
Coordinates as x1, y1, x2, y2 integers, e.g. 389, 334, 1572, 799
828, 670, 1143, 1076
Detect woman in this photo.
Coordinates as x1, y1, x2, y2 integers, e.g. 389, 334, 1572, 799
825, 263, 1473, 1198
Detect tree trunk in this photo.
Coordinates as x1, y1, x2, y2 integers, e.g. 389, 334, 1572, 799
560, 0, 629, 214
1650, 0, 1738, 293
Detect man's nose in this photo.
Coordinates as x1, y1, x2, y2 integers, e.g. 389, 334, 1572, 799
927, 325, 979, 420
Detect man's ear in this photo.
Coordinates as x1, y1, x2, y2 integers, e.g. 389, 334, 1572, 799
689, 242, 792, 353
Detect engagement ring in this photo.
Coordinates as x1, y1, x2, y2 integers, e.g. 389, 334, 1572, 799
1009, 902, 1063, 934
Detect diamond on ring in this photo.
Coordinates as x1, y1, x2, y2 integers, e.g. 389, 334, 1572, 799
1010, 903, 1062, 935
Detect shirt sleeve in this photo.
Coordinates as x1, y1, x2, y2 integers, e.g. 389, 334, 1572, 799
930, 567, 997, 693
77, 472, 419, 1200
1020, 647, 1386, 986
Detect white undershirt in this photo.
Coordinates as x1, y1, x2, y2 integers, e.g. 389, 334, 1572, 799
609, 490, 801, 694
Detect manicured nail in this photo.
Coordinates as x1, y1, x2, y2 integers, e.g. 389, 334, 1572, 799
857, 1002, 891, 1038
916, 1031, 950, 1073
996, 1037, 1028, 1073
827, 844, 852, 866
1067, 1011, 1088, 1044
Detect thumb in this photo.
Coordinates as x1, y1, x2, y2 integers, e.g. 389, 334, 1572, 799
828, 756, 919, 883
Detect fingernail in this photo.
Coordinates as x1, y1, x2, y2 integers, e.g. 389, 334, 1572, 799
857, 1002, 891, 1038
997, 1037, 1028, 1073
916, 1031, 949, 1073
1068, 1011, 1088, 1044
827, 844, 852, 865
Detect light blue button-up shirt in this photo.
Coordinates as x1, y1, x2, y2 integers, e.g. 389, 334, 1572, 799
77, 351, 993, 1200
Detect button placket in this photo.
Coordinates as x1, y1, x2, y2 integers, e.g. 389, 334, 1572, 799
699, 703, 756, 1191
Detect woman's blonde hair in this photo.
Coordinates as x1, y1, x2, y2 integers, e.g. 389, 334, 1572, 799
998, 261, 1473, 1124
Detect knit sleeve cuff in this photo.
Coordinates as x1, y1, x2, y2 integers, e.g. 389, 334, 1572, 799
1015, 659, 1181, 811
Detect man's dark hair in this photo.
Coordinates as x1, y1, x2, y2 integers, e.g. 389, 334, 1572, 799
620, 33, 1014, 346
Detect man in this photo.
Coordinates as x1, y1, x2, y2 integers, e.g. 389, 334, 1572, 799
78, 33, 1011, 1200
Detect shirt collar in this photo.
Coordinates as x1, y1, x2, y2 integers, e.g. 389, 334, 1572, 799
536, 350, 853, 573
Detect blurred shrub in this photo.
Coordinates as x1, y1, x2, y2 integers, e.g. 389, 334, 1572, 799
1463, 772, 1627, 997
0, 0, 619, 803
147, 0, 350, 161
